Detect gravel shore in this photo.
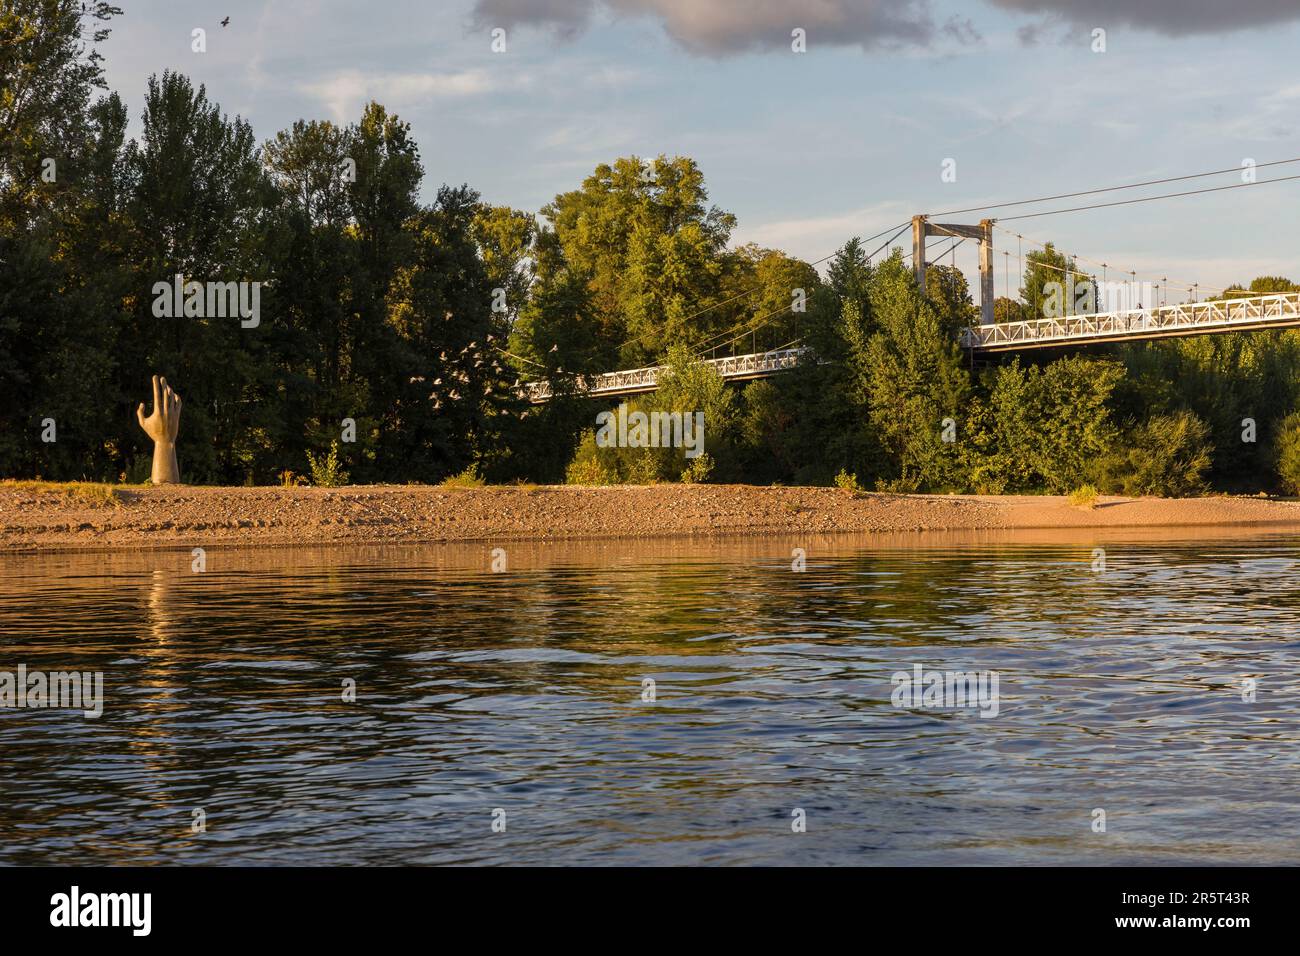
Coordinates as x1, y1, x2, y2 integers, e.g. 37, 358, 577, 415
4, 483, 1300, 553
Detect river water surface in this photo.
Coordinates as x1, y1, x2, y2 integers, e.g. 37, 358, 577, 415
3, 529, 1298, 865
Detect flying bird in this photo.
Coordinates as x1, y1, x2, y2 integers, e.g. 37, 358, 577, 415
221, 17, 230, 27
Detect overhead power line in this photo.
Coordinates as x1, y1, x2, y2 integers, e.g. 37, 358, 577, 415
929, 156, 1300, 218
999, 173, 1300, 222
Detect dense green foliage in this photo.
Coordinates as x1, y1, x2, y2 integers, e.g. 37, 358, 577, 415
1274, 412, 1300, 495
4, 3, 1299, 496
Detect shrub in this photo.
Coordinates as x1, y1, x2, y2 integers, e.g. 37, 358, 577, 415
565, 454, 616, 485
122, 456, 152, 485
680, 453, 715, 484
834, 468, 864, 493
306, 441, 350, 487
1104, 411, 1212, 497
564, 432, 617, 485
563, 348, 736, 485
440, 464, 486, 488
1275, 411, 1300, 495
1067, 484, 1099, 509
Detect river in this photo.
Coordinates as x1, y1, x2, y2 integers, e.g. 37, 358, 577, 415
2, 528, 1298, 865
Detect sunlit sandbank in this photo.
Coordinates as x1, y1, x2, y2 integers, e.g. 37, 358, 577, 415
5, 482, 1300, 555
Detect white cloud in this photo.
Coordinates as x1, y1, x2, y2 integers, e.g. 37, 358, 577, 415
298, 68, 528, 121
732, 200, 914, 264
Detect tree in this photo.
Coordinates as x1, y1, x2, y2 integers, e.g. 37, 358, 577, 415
0, 0, 121, 228
972, 357, 1124, 493
1021, 243, 1091, 319
526, 155, 737, 368
382, 184, 520, 482
123, 70, 268, 482
472, 204, 535, 324
0, 1, 125, 479
859, 252, 972, 491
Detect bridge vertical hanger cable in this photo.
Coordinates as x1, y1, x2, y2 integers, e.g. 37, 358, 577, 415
995, 224, 1230, 296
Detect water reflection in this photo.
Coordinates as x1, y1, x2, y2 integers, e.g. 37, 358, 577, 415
2, 528, 1299, 865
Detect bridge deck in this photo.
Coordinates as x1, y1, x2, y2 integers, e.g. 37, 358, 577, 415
961, 292, 1300, 351
522, 347, 809, 403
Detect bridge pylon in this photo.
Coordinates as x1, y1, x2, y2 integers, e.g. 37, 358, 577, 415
912, 215, 995, 325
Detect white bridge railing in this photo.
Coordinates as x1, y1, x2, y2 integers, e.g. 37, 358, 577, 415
522, 346, 811, 403
961, 292, 1300, 351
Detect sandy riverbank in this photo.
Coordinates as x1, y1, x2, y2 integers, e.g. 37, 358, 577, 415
4, 483, 1300, 553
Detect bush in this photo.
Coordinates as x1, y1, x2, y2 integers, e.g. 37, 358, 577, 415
1067, 484, 1099, 509
440, 464, 486, 488
306, 441, 350, 487
1275, 411, 1300, 495
681, 452, 715, 484
565, 453, 616, 485
563, 347, 736, 485
121, 456, 152, 485
834, 468, 864, 493
1103, 411, 1212, 497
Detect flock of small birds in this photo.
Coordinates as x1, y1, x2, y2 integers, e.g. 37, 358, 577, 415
410, 334, 524, 415
196, 18, 544, 422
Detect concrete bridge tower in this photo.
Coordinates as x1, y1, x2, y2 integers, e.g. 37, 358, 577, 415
912, 215, 995, 325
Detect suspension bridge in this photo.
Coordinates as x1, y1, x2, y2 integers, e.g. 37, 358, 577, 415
523, 289, 1300, 402
516, 159, 1300, 403
522, 347, 809, 403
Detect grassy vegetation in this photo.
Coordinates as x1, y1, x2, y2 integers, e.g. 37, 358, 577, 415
1, 480, 123, 507
440, 466, 486, 488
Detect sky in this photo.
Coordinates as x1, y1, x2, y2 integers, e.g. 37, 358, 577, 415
97, 0, 1300, 299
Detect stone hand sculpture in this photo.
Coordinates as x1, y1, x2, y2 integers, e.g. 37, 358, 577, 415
136, 375, 182, 484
